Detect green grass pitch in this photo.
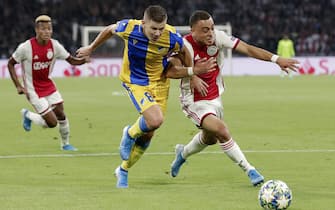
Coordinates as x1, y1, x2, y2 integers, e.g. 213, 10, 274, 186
0, 76, 334, 210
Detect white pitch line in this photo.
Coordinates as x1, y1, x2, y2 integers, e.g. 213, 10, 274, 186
0, 149, 334, 159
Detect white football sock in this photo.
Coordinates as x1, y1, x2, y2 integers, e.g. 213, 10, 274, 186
58, 118, 70, 146
219, 138, 254, 172
182, 132, 207, 159
26, 111, 47, 127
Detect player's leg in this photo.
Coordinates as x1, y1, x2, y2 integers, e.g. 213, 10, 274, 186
182, 132, 210, 158
202, 115, 249, 168
127, 80, 166, 139
129, 80, 168, 137
41, 111, 59, 128
114, 166, 128, 189
121, 131, 153, 170
171, 131, 211, 177
120, 83, 164, 160
53, 103, 68, 145
37, 91, 62, 128
202, 114, 264, 185
115, 84, 160, 188
116, 130, 154, 188
45, 91, 76, 151
119, 107, 162, 161
53, 103, 77, 151
171, 100, 214, 177
20, 108, 46, 131
21, 96, 55, 131
116, 83, 168, 188
128, 104, 163, 138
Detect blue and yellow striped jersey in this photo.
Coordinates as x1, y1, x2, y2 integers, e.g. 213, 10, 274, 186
115, 19, 183, 85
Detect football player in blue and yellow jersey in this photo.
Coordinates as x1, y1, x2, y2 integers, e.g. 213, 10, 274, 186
76, 5, 216, 188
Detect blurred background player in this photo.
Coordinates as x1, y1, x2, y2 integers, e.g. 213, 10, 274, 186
167, 10, 299, 186
7, 15, 89, 151
277, 34, 296, 78
76, 5, 215, 188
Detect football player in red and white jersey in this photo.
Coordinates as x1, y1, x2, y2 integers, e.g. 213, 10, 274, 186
7, 15, 89, 151
167, 10, 299, 186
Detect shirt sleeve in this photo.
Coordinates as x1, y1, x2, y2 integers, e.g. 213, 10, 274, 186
12, 41, 28, 63
52, 39, 70, 60
115, 19, 130, 39
172, 34, 183, 53
115, 19, 129, 33
175, 32, 184, 51
215, 29, 240, 49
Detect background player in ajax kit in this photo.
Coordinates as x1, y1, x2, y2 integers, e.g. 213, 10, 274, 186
7, 15, 89, 151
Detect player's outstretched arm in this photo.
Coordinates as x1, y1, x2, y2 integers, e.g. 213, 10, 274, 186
76, 24, 117, 57
235, 40, 299, 73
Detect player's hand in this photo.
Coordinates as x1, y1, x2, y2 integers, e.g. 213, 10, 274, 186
277, 57, 300, 73
76, 46, 93, 58
190, 75, 209, 97
83, 55, 91, 63
16, 86, 26, 95
193, 57, 217, 75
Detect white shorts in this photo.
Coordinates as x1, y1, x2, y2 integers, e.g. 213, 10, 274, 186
182, 97, 223, 127
29, 91, 63, 115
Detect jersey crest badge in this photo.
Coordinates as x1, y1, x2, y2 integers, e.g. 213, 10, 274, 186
207, 45, 218, 56
46, 49, 53, 59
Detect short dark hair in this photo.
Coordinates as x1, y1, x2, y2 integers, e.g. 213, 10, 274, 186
144, 5, 167, 22
189, 10, 211, 27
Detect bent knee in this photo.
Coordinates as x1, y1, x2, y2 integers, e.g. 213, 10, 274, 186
147, 117, 164, 130
46, 121, 58, 128
214, 125, 231, 142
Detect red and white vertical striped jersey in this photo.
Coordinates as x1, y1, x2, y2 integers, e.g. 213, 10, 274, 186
12, 37, 70, 98
180, 29, 239, 105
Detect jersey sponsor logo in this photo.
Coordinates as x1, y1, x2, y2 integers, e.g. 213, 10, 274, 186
133, 39, 138, 45
207, 45, 218, 56
33, 55, 39, 60
195, 54, 201, 61
46, 49, 54, 59
33, 61, 52, 70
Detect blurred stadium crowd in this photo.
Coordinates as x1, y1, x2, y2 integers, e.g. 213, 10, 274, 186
1, 0, 334, 58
